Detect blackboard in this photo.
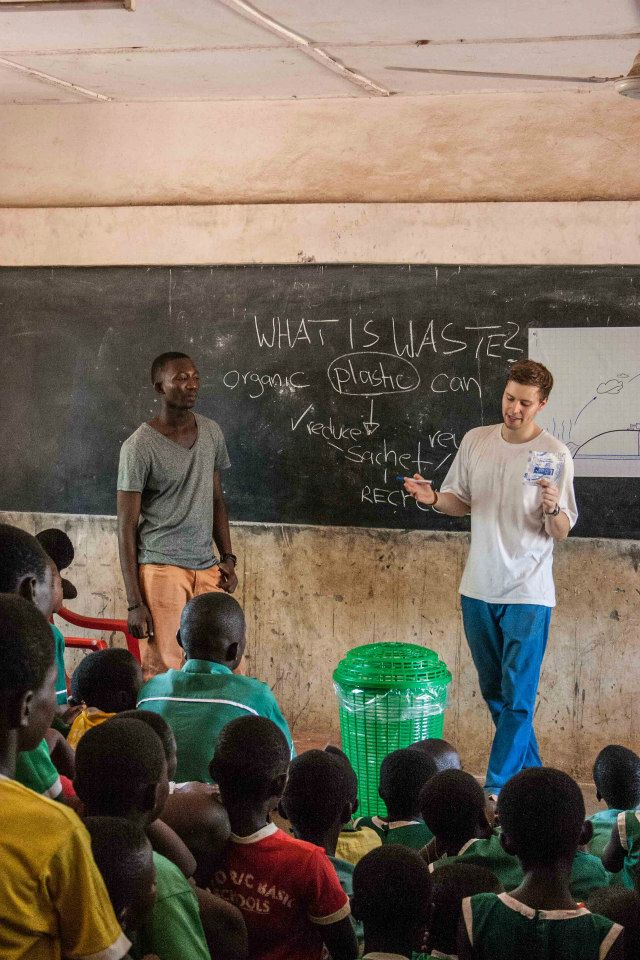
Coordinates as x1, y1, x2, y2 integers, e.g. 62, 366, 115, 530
0, 265, 638, 539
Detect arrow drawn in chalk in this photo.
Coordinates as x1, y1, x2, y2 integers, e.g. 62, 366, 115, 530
574, 395, 597, 427
363, 399, 381, 437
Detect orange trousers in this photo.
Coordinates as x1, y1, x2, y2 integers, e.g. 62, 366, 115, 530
139, 563, 225, 679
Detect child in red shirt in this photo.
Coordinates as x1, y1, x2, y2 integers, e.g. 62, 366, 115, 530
209, 716, 357, 960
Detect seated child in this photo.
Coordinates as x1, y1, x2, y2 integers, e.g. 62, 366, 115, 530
74, 716, 213, 960
355, 747, 438, 849
351, 844, 432, 960
420, 769, 524, 892
602, 805, 640, 889
137, 592, 294, 782
119, 708, 231, 886
458, 767, 624, 960
281, 749, 363, 944
0, 522, 68, 799
325, 745, 383, 865
590, 745, 640, 860
85, 815, 157, 933
0, 595, 129, 960
67, 648, 143, 746
36, 526, 78, 705
427, 863, 502, 960
587, 887, 640, 960
209, 715, 357, 960
411, 737, 463, 773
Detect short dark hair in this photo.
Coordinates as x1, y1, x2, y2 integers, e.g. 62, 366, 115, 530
0, 595, 55, 707
410, 738, 462, 773
429, 863, 502, 954
150, 352, 191, 385
70, 649, 143, 713
0, 524, 49, 593
74, 717, 165, 817
84, 816, 153, 918
593, 745, 640, 810
353, 844, 432, 928
498, 767, 585, 868
586, 888, 640, 960
506, 359, 553, 401
379, 748, 438, 818
324, 745, 358, 805
118, 709, 177, 766
179, 592, 245, 661
283, 750, 351, 834
210, 716, 289, 807
35, 528, 74, 572
419, 769, 487, 842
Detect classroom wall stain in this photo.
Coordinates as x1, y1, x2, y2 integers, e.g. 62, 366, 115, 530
3, 509, 638, 783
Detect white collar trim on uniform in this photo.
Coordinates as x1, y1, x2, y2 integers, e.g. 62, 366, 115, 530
371, 816, 420, 830
498, 892, 590, 920
230, 822, 278, 844
457, 837, 481, 856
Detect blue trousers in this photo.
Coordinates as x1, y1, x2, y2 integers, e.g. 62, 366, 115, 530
461, 596, 552, 792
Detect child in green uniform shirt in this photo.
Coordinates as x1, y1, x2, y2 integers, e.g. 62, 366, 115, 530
74, 716, 214, 960
355, 748, 437, 850
137, 592, 294, 783
425, 863, 501, 960
589, 745, 640, 862
458, 767, 624, 960
420, 770, 523, 892
352, 845, 433, 960
602, 809, 640, 890
587, 888, 640, 960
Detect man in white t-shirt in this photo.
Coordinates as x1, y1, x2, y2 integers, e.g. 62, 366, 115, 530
405, 360, 578, 794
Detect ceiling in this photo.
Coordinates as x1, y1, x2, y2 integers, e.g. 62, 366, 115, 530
1, 0, 639, 103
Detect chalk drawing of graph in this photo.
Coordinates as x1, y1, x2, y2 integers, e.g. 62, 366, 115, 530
529, 328, 640, 478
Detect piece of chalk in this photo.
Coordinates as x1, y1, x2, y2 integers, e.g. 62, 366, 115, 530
396, 475, 433, 484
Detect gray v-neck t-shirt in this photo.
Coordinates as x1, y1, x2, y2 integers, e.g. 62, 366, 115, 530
117, 413, 231, 569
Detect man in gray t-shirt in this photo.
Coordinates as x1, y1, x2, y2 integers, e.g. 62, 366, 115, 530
117, 352, 237, 679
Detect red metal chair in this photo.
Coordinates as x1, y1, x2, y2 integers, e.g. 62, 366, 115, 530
57, 606, 141, 663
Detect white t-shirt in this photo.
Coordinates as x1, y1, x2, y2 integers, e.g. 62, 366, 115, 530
440, 424, 578, 607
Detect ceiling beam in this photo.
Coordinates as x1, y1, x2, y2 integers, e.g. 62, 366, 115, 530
0, 54, 112, 99
215, 0, 391, 96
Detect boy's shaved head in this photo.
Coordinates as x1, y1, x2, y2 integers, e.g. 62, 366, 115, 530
210, 715, 289, 807
593, 745, 640, 810
0, 524, 49, 593
353, 844, 432, 927
410, 738, 462, 773
179, 592, 246, 666
74, 717, 166, 819
70, 649, 142, 713
283, 750, 352, 834
420, 769, 487, 843
0, 594, 55, 703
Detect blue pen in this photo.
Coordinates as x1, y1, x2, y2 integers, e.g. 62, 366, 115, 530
396, 475, 433, 484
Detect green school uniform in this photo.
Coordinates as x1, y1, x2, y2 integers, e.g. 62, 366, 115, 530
569, 850, 610, 901
329, 855, 363, 946
588, 808, 623, 860
464, 892, 622, 959
137, 659, 294, 783
429, 833, 523, 891
51, 623, 68, 705
14, 738, 62, 799
355, 816, 433, 850
132, 852, 210, 960
617, 809, 640, 889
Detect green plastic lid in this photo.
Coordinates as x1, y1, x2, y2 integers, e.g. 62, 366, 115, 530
333, 641, 452, 692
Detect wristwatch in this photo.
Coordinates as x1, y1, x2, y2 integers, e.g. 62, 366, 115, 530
544, 504, 561, 517
221, 552, 237, 566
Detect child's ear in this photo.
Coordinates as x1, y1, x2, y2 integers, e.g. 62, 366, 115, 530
141, 781, 159, 817
271, 772, 287, 800
340, 801, 352, 826
350, 894, 362, 922
500, 831, 518, 857
595, 790, 602, 802
580, 820, 594, 846
226, 641, 239, 665
117, 905, 130, 931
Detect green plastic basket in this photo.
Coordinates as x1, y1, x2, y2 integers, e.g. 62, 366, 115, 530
333, 642, 452, 817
